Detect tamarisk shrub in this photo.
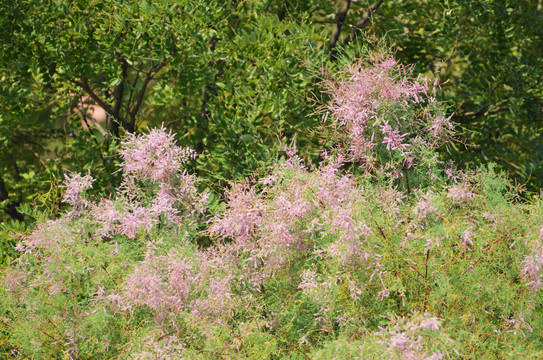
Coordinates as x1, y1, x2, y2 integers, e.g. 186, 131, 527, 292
2, 55, 543, 359
321, 52, 454, 190
0, 127, 207, 358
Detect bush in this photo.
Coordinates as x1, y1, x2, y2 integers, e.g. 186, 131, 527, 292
2, 53, 543, 359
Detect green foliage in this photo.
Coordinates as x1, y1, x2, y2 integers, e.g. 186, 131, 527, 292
2, 1, 543, 357
2, 122, 543, 358
2, 0, 542, 271
0, 0, 333, 260
0, 0, 339, 220
364, 0, 543, 191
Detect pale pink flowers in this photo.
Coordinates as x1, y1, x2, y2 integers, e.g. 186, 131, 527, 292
58, 127, 206, 240
519, 230, 543, 295
447, 183, 477, 204
62, 171, 95, 217
420, 315, 442, 331
380, 120, 409, 152
413, 192, 437, 220
378, 313, 445, 360
322, 54, 453, 172
118, 125, 196, 184
459, 229, 474, 254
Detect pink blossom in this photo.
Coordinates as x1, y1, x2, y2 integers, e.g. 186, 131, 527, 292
428, 113, 454, 139
151, 185, 181, 222
62, 171, 95, 217
2, 269, 26, 293
447, 183, 476, 204
378, 313, 446, 359
321, 54, 453, 171
459, 229, 474, 254
298, 269, 320, 292
444, 160, 460, 180
89, 128, 205, 239
118, 205, 157, 239
380, 121, 409, 152
414, 192, 437, 220
92, 199, 121, 238
209, 183, 264, 249
420, 316, 441, 331
424, 237, 441, 252
118, 126, 196, 184
22, 218, 70, 252
519, 236, 543, 294
348, 280, 362, 300
502, 312, 533, 337
390, 332, 410, 351
167, 264, 192, 300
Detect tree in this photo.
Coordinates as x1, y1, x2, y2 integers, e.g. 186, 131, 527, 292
324, 0, 543, 190
0, 0, 334, 224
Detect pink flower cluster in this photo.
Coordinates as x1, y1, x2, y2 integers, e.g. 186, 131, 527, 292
62, 171, 95, 217
118, 126, 196, 184
111, 246, 237, 325
413, 191, 437, 220
61, 127, 205, 239
446, 182, 477, 204
378, 313, 445, 360
322, 54, 453, 171
519, 228, 543, 295
210, 150, 387, 296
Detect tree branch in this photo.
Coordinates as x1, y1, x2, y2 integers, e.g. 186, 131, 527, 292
127, 61, 165, 132
72, 77, 115, 120
277, 0, 290, 21
328, 0, 351, 61
462, 226, 518, 275
455, 104, 510, 119
124, 68, 141, 127
342, 0, 384, 48
109, 58, 129, 136
0, 174, 24, 221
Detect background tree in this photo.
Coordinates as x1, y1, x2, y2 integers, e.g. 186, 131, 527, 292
325, 0, 543, 190
0, 0, 333, 227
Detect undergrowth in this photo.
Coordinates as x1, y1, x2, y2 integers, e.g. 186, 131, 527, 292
1, 53, 542, 359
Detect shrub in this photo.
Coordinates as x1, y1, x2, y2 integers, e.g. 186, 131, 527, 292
2, 54, 543, 359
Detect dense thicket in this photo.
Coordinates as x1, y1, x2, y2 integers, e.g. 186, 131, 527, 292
0, 0, 328, 228
372, 0, 543, 191
1, 2, 542, 355
2, 54, 543, 358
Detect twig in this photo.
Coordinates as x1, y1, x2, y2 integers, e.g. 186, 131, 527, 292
462, 226, 518, 275
342, 0, 384, 48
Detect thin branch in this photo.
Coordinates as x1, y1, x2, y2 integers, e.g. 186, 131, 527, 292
22, 143, 47, 168
13, 128, 69, 138
423, 249, 430, 311
276, 0, 290, 20
72, 77, 115, 119
462, 227, 518, 275
79, 109, 106, 163
328, 0, 352, 60
455, 105, 510, 119
6, 152, 21, 183
342, 0, 384, 48
402, 258, 425, 281
311, 20, 350, 25
110, 58, 129, 135
0, 175, 24, 221
127, 61, 164, 132
124, 65, 141, 126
